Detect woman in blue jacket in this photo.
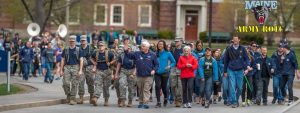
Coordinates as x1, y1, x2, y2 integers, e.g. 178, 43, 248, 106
198, 48, 219, 108
155, 40, 176, 108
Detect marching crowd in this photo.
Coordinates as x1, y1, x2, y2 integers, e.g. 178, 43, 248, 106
0, 28, 299, 109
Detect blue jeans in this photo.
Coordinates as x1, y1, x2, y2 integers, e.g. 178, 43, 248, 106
227, 69, 244, 105
45, 62, 54, 82
204, 77, 213, 101
222, 76, 230, 103
273, 75, 282, 101
194, 78, 201, 97
22, 62, 31, 80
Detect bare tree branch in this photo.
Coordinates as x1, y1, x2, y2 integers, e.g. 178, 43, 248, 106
41, 0, 54, 33
52, 0, 80, 11
21, 0, 35, 22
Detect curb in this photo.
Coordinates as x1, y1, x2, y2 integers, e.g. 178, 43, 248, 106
282, 99, 300, 113
0, 96, 90, 112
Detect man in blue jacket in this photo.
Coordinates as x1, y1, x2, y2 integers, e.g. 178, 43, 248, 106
271, 45, 284, 104
279, 44, 298, 105
254, 47, 275, 105
198, 47, 219, 108
125, 41, 159, 109
20, 41, 34, 81
223, 36, 250, 108
106, 27, 118, 49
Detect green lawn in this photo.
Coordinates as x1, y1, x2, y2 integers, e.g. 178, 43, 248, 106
204, 43, 300, 69
0, 84, 23, 96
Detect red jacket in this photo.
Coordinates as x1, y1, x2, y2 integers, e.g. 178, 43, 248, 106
177, 54, 198, 78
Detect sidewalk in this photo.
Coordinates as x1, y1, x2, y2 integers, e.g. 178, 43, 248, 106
0, 73, 89, 112
0, 73, 299, 113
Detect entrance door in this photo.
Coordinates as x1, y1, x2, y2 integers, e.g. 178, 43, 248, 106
185, 10, 199, 41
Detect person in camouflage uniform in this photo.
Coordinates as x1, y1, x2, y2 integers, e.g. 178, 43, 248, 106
170, 39, 184, 107
60, 35, 83, 105
90, 41, 114, 106
78, 35, 96, 104
114, 37, 137, 107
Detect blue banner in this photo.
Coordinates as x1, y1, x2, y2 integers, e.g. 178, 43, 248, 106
0, 50, 8, 72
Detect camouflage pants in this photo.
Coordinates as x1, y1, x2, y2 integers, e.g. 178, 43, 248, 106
62, 65, 81, 98
116, 68, 136, 100
78, 65, 95, 96
94, 69, 112, 99
170, 68, 182, 102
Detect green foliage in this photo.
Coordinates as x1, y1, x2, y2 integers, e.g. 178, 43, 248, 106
0, 84, 23, 96
199, 32, 208, 42
158, 30, 175, 39
239, 33, 264, 45
126, 30, 134, 36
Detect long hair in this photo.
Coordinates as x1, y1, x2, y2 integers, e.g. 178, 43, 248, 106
156, 40, 167, 57
195, 40, 203, 51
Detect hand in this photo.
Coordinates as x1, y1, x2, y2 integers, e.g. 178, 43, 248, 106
201, 78, 204, 81
151, 70, 155, 75
133, 71, 136, 76
271, 69, 274, 73
111, 75, 115, 80
244, 69, 249, 75
296, 70, 300, 80
224, 73, 228, 77
107, 62, 111, 66
78, 71, 83, 75
165, 66, 171, 70
92, 66, 97, 73
186, 63, 192, 67
76, 73, 81, 79
60, 70, 64, 76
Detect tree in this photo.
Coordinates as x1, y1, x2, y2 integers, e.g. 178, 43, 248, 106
269, 0, 300, 41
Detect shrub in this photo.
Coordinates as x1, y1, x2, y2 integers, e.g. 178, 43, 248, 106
158, 30, 175, 39
199, 32, 207, 42
239, 33, 264, 45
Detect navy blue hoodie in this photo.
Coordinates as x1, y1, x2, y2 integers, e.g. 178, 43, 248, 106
126, 50, 159, 77
20, 46, 34, 63
223, 45, 250, 73
281, 51, 298, 76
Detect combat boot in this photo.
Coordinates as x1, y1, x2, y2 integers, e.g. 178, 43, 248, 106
77, 95, 84, 104
119, 99, 125, 107
91, 97, 98, 106
65, 95, 70, 104
69, 97, 76, 105
89, 94, 93, 104
127, 100, 133, 107
118, 99, 121, 107
104, 98, 109, 106
175, 101, 181, 107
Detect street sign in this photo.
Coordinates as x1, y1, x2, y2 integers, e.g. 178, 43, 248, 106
0, 50, 8, 72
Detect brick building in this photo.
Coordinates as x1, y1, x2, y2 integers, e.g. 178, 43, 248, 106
0, 0, 299, 43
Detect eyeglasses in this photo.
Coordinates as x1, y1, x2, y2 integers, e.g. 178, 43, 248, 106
252, 45, 257, 47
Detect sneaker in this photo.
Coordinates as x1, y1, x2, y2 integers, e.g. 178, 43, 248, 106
231, 104, 238, 108
143, 104, 150, 109
218, 97, 222, 102
155, 103, 161, 108
256, 100, 261, 106
288, 101, 293, 106
278, 100, 284, 105
55, 77, 61, 80
241, 102, 246, 107
163, 100, 168, 107
150, 97, 153, 102
247, 99, 252, 106
183, 103, 188, 108
213, 99, 217, 104
187, 103, 192, 108
224, 101, 228, 105
138, 103, 144, 108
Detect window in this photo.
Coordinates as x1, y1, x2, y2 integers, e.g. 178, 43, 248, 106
94, 4, 107, 25
138, 5, 152, 27
110, 4, 124, 26
69, 4, 80, 25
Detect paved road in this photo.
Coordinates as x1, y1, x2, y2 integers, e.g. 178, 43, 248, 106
0, 73, 300, 113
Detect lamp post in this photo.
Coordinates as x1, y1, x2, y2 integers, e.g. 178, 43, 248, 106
208, 0, 213, 48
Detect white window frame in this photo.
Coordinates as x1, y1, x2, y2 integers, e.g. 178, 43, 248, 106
69, 5, 80, 25
94, 4, 107, 26
138, 5, 152, 27
110, 4, 124, 26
